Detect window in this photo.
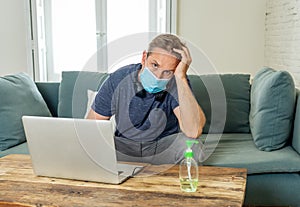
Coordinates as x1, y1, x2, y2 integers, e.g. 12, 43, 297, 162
30, 0, 177, 81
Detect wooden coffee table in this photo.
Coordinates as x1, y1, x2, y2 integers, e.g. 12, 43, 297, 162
0, 154, 247, 207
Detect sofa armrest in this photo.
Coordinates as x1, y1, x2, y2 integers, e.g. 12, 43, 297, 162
292, 88, 300, 154
35, 82, 60, 117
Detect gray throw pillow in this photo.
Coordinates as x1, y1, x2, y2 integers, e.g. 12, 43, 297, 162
0, 73, 52, 150
250, 68, 296, 151
58, 71, 108, 118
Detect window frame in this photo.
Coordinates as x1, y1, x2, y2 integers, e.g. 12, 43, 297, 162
29, 0, 177, 81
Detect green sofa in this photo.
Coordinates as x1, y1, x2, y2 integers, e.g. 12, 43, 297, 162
0, 69, 299, 206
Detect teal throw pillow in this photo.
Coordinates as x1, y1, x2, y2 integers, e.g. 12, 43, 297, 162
58, 71, 108, 118
250, 68, 296, 151
189, 74, 251, 133
0, 73, 52, 150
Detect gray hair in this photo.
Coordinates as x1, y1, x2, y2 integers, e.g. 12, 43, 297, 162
147, 34, 186, 60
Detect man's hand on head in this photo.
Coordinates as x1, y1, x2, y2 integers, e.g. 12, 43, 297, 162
172, 47, 192, 80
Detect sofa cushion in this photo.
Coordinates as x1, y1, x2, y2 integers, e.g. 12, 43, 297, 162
189, 74, 250, 133
245, 173, 300, 206
58, 71, 108, 118
0, 73, 52, 151
250, 68, 296, 151
0, 142, 29, 158
202, 133, 300, 174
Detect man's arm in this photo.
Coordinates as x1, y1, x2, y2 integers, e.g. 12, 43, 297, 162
86, 109, 111, 120
173, 47, 206, 138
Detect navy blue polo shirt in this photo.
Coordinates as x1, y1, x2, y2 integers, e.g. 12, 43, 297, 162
92, 63, 180, 142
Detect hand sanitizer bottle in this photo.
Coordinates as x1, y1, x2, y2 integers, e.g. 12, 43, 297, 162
179, 140, 199, 192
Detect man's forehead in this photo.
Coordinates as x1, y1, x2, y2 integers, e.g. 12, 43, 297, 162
148, 48, 179, 60
147, 49, 180, 70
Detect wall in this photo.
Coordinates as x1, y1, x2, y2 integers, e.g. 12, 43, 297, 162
177, 0, 266, 76
0, 0, 32, 76
265, 0, 300, 87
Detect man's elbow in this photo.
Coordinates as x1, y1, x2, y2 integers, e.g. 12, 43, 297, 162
181, 114, 206, 138
183, 126, 204, 139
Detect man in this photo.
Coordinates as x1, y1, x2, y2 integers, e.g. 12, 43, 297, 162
87, 34, 206, 164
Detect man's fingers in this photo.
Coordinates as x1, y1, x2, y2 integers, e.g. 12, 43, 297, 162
182, 46, 191, 59
173, 47, 191, 65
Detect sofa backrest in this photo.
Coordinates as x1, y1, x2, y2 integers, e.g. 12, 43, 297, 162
57, 71, 108, 118
36, 73, 108, 119
188, 74, 251, 134
36, 71, 299, 152
36, 82, 60, 117
36, 72, 252, 134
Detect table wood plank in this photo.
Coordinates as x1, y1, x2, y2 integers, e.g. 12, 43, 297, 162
0, 154, 247, 207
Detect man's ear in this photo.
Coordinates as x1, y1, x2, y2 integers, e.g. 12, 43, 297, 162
141, 50, 147, 65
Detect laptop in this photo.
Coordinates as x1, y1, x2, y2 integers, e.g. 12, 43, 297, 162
22, 116, 144, 184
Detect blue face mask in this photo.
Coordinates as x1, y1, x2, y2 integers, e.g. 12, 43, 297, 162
140, 67, 170, 93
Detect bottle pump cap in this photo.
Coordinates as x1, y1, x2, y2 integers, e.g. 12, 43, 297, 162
184, 140, 199, 158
